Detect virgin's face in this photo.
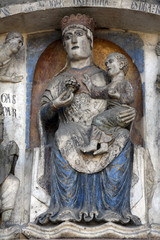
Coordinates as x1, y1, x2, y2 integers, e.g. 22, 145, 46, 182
105, 56, 121, 77
63, 28, 92, 61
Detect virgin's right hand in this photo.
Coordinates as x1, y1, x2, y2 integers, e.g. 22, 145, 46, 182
52, 91, 74, 110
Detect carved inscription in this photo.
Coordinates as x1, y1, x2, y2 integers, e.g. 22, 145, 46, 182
0, 7, 10, 17
0, 0, 160, 18
0, 93, 17, 118
48, 0, 64, 7
28, 0, 64, 11
73, 0, 109, 6
131, 1, 160, 14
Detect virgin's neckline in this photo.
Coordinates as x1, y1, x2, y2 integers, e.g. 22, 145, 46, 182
69, 65, 93, 71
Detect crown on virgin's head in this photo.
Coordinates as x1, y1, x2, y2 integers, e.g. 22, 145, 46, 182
61, 13, 95, 33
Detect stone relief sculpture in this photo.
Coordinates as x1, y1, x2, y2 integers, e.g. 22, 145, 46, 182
0, 102, 19, 228
155, 41, 160, 91
36, 14, 141, 225
0, 32, 24, 83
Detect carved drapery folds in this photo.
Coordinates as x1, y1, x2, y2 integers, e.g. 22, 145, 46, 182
0, 102, 19, 228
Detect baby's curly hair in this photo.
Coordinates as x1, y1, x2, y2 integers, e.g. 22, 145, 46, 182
106, 53, 129, 75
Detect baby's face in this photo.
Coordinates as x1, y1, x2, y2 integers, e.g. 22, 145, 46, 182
105, 56, 121, 77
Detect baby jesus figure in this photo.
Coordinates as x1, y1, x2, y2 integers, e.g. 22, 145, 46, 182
81, 52, 135, 155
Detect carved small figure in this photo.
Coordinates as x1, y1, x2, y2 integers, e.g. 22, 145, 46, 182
0, 103, 19, 228
81, 53, 134, 155
0, 32, 24, 83
155, 41, 160, 91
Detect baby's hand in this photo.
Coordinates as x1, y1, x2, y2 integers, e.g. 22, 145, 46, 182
83, 74, 92, 91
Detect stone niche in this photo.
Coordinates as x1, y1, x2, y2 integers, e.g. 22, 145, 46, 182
0, 0, 159, 239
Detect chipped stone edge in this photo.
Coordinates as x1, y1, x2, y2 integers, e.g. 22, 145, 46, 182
22, 222, 149, 239
150, 224, 160, 238
0, 225, 21, 240
1, 222, 160, 239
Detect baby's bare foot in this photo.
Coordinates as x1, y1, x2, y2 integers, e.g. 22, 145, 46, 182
80, 140, 97, 153
93, 143, 108, 155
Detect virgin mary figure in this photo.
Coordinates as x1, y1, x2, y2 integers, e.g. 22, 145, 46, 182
36, 14, 140, 225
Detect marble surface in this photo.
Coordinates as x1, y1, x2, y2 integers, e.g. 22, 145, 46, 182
0, 4, 159, 237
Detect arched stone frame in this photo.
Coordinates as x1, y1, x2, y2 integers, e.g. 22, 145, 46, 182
27, 32, 146, 224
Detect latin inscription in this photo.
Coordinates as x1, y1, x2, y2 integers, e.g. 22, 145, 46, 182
0, 93, 17, 118
0, 7, 10, 17
48, 0, 64, 7
0, 0, 160, 18
73, 0, 109, 6
0, 0, 64, 17
131, 1, 160, 14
